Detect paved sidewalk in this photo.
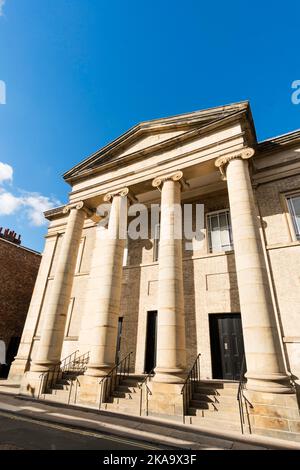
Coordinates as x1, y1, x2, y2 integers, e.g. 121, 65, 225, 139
0, 392, 299, 450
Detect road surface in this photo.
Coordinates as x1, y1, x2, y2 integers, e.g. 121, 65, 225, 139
0, 410, 169, 450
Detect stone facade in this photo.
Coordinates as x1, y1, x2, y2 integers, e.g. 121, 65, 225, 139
0, 237, 41, 377
7, 101, 300, 439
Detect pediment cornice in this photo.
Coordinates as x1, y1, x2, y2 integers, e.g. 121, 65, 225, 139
64, 102, 252, 184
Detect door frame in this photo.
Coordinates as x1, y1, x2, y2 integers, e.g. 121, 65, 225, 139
209, 313, 245, 381
144, 310, 157, 374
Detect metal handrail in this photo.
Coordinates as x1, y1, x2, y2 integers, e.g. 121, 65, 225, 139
237, 355, 252, 434
138, 369, 154, 416
38, 350, 90, 398
98, 351, 133, 410
181, 353, 201, 424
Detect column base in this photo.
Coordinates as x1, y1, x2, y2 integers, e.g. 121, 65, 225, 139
244, 389, 300, 440
245, 372, 293, 394
7, 357, 28, 384
30, 360, 58, 373
148, 382, 184, 416
85, 363, 115, 378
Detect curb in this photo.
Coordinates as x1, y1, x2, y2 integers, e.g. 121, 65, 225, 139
0, 392, 299, 450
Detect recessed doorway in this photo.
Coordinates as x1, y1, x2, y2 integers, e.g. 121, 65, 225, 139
209, 313, 245, 380
144, 311, 157, 374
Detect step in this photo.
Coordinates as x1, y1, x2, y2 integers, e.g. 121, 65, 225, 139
51, 380, 71, 391
197, 380, 239, 389
112, 389, 140, 400
117, 384, 140, 394
40, 393, 69, 404
190, 399, 239, 413
194, 386, 238, 397
48, 388, 70, 398
188, 407, 240, 421
120, 379, 143, 387
106, 394, 141, 406
186, 415, 246, 433
192, 393, 238, 404
101, 404, 141, 416
102, 401, 142, 414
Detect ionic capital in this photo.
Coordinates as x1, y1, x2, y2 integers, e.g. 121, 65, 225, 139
63, 201, 95, 218
215, 147, 255, 180
103, 187, 129, 202
152, 170, 183, 189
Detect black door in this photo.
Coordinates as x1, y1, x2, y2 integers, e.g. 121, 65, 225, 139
115, 317, 123, 364
209, 314, 245, 380
144, 311, 157, 373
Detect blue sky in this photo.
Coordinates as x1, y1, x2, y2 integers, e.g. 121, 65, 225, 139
0, 0, 299, 251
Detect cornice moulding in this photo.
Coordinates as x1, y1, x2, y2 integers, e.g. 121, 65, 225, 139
63, 108, 250, 184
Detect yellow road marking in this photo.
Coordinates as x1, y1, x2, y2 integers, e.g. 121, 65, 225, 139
0, 410, 160, 449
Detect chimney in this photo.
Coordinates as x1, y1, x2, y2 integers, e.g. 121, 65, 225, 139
0, 228, 22, 245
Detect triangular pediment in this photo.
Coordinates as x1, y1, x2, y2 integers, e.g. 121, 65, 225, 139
64, 101, 251, 182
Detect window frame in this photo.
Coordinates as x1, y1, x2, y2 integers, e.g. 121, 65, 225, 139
284, 191, 300, 242
153, 223, 160, 262
206, 208, 234, 254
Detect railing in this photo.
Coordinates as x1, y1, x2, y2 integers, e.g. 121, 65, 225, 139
98, 351, 133, 410
237, 355, 252, 434
138, 369, 154, 416
181, 353, 201, 424
38, 350, 90, 399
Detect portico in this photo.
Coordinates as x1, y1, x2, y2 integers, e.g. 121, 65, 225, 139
8, 101, 300, 440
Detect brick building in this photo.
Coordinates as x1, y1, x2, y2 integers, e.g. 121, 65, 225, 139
0, 229, 41, 377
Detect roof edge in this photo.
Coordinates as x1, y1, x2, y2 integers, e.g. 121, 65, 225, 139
63, 101, 250, 181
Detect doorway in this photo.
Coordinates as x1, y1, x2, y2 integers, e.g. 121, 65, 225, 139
144, 311, 157, 373
115, 317, 123, 364
209, 313, 245, 380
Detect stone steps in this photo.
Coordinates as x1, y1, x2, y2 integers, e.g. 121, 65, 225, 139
111, 389, 140, 400
186, 415, 246, 433
117, 384, 140, 394
194, 385, 238, 397
102, 400, 141, 415
190, 398, 240, 412
184, 380, 242, 431
196, 380, 239, 389
99, 374, 146, 414
120, 379, 143, 388
189, 406, 240, 420
192, 392, 237, 403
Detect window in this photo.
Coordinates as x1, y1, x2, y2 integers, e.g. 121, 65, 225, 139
287, 194, 300, 240
153, 223, 160, 262
123, 236, 128, 266
207, 209, 233, 253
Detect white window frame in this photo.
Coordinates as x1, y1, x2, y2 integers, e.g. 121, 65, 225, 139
123, 236, 129, 266
206, 209, 233, 253
286, 193, 300, 241
153, 223, 160, 262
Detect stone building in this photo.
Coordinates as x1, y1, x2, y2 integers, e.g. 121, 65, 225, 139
7, 101, 300, 440
0, 229, 41, 378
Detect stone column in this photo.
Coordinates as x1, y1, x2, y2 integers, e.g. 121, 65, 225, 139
215, 148, 291, 393
8, 235, 58, 383
152, 171, 186, 383
84, 188, 128, 377
31, 202, 91, 372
